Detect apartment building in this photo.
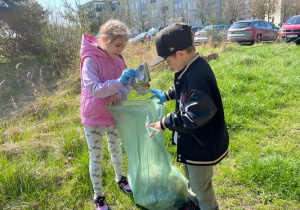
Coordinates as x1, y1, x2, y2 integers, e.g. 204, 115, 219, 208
81, 0, 298, 34
81, 0, 224, 34
80, 0, 130, 24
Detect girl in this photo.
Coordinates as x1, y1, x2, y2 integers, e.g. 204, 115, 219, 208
80, 19, 138, 210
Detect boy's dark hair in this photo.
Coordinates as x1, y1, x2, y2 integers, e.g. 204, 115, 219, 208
169, 45, 196, 58
150, 23, 194, 66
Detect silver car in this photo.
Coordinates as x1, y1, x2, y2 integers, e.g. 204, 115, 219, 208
227, 19, 278, 45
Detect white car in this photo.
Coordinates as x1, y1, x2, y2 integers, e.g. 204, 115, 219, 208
194, 24, 229, 44
128, 32, 147, 44
194, 30, 209, 43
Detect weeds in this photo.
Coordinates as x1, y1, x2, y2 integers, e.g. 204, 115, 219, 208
0, 43, 299, 209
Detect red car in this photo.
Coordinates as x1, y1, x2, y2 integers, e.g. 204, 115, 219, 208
277, 15, 300, 44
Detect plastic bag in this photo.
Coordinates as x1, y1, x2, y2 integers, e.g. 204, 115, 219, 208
130, 62, 151, 95
106, 100, 187, 210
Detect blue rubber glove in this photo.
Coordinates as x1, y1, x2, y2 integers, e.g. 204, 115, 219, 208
120, 68, 139, 85
149, 88, 166, 104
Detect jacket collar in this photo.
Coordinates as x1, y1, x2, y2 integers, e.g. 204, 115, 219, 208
178, 53, 201, 79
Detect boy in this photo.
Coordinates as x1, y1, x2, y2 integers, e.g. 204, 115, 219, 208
148, 23, 229, 210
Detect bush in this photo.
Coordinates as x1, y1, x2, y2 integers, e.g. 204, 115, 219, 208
0, 0, 48, 59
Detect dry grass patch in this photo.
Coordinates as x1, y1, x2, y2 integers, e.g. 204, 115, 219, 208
0, 140, 58, 159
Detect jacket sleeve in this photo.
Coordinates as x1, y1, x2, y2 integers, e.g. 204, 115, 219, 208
165, 86, 176, 101
82, 57, 124, 98
117, 86, 131, 100
162, 89, 217, 133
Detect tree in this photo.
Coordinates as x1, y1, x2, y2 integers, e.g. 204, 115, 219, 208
111, 5, 131, 28
0, 0, 48, 58
130, 8, 148, 32
249, 0, 279, 20
265, 0, 279, 21
291, 0, 300, 15
177, 9, 188, 23
222, 0, 247, 23
78, 1, 103, 35
281, 0, 294, 22
46, 0, 90, 69
191, 0, 214, 26
157, 2, 170, 27
249, 0, 267, 19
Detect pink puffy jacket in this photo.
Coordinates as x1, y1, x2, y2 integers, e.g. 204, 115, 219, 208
80, 34, 129, 126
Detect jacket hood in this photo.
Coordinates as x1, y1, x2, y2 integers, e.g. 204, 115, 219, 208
80, 34, 112, 60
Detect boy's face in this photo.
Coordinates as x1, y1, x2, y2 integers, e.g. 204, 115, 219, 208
165, 52, 186, 71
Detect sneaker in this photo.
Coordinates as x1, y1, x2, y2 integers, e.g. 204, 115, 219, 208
117, 176, 132, 193
94, 195, 110, 210
183, 199, 200, 210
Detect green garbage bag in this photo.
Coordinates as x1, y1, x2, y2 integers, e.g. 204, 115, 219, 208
106, 100, 187, 210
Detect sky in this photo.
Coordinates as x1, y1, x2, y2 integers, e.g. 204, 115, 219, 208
35, 0, 90, 9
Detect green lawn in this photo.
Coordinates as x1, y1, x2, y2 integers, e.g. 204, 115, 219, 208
0, 42, 299, 209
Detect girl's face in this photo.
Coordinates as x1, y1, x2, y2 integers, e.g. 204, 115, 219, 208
102, 36, 127, 59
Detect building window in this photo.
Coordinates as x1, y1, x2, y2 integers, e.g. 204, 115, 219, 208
96, 5, 103, 12
111, 1, 117, 12
162, 5, 168, 14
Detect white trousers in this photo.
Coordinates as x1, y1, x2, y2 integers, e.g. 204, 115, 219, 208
84, 125, 124, 197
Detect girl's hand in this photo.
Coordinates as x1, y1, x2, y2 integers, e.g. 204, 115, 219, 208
120, 68, 138, 85
106, 94, 120, 106
147, 121, 163, 137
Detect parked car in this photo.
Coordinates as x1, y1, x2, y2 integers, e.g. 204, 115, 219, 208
191, 26, 202, 35
128, 32, 147, 44
146, 28, 159, 41
277, 15, 300, 44
227, 19, 278, 45
194, 24, 229, 44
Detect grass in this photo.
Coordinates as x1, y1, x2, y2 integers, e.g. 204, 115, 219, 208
0, 42, 299, 210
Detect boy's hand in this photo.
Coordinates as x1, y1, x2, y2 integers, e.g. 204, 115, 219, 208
147, 121, 163, 137
149, 88, 166, 104
106, 94, 120, 106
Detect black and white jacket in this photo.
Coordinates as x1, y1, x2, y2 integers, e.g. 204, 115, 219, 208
160, 53, 229, 165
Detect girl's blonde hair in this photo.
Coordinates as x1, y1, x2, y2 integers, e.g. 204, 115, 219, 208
98, 19, 130, 44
